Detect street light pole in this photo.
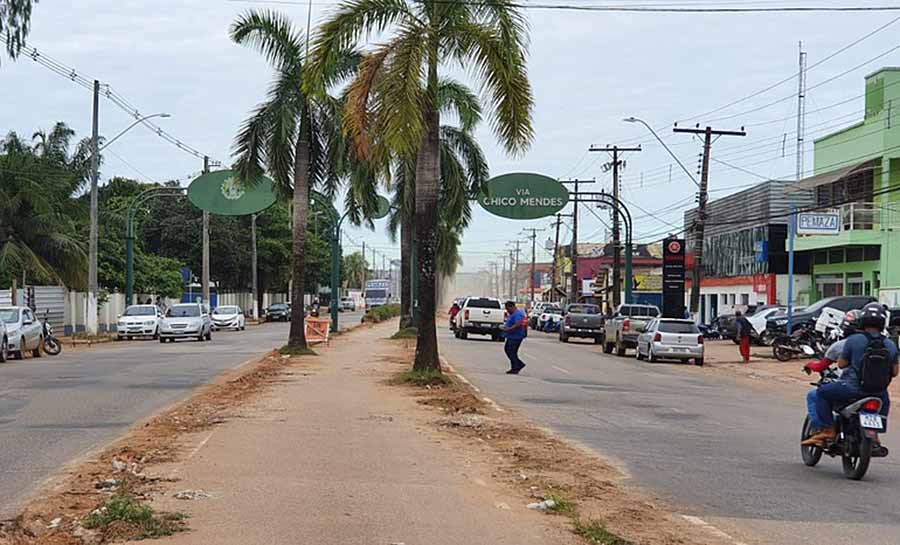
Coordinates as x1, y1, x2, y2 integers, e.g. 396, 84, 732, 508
87, 80, 100, 335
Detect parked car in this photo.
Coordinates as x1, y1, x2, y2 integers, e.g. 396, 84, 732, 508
558, 303, 603, 343
602, 303, 661, 356
455, 296, 505, 341
212, 306, 246, 331
116, 304, 163, 340
636, 318, 704, 366
159, 303, 212, 343
765, 296, 875, 334
0, 306, 43, 359
537, 304, 564, 331
266, 303, 290, 322
528, 302, 552, 329
0, 318, 8, 362
340, 297, 356, 312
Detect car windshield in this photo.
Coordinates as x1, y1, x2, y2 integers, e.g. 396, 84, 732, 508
123, 306, 156, 316
543, 306, 562, 314
0, 309, 19, 323
620, 306, 659, 317
168, 305, 201, 317
568, 304, 599, 315
466, 298, 501, 309
366, 290, 387, 299
658, 321, 699, 334
270, 304, 287, 311
214, 306, 239, 315
803, 298, 837, 314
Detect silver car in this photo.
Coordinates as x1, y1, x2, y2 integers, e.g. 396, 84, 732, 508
635, 318, 704, 366
159, 303, 212, 343
0, 306, 44, 359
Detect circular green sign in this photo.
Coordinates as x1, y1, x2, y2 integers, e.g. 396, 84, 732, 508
478, 173, 569, 220
373, 195, 391, 220
188, 170, 277, 215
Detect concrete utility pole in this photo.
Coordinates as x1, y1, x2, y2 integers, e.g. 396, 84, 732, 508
796, 41, 807, 183
251, 214, 259, 320
201, 156, 211, 305
522, 228, 542, 304
560, 179, 595, 303
673, 124, 746, 314
508, 241, 523, 301
499, 254, 506, 300
508, 249, 515, 301
361, 241, 366, 286
550, 214, 562, 302
87, 80, 101, 335
589, 145, 641, 308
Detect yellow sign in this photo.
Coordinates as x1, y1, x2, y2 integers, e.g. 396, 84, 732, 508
633, 273, 662, 292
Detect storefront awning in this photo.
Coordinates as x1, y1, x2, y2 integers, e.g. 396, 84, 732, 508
785, 159, 879, 193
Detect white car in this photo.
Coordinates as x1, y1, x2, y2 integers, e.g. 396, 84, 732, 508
159, 303, 213, 343
0, 306, 43, 360
212, 306, 246, 331
538, 304, 564, 331
0, 318, 8, 362
636, 318, 704, 366
116, 304, 163, 340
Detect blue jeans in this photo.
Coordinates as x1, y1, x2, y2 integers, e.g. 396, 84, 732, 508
814, 381, 890, 430
806, 389, 824, 430
504, 338, 524, 370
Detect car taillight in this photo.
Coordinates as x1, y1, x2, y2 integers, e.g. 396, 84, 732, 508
698, 335, 704, 344
464, 309, 469, 320
623, 319, 630, 332
862, 399, 881, 412
653, 332, 661, 342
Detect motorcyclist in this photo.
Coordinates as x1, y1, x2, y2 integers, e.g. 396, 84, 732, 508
802, 310, 860, 438
803, 303, 899, 447
449, 302, 461, 330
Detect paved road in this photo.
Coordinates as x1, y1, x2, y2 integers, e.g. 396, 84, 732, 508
440, 327, 900, 545
0, 312, 362, 519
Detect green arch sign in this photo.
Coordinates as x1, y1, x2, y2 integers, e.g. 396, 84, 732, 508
188, 170, 276, 215
478, 172, 569, 220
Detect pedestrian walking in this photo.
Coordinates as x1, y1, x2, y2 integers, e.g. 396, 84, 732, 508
735, 310, 752, 363
502, 300, 527, 374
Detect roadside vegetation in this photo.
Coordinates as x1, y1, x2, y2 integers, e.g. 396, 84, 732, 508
81, 491, 187, 540
390, 327, 418, 339
363, 303, 401, 323
572, 519, 633, 545
392, 368, 451, 387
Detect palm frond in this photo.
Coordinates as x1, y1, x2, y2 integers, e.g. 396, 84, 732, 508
230, 9, 305, 68
437, 77, 482, 133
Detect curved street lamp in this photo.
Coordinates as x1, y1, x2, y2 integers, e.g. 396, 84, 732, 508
100, 112, 171, 152
623, 116, 698, 187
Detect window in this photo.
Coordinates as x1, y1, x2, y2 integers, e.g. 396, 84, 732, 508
829, 249, 845, 264
875, 271, 881, 292
465, 298, 501, 309
741, 294, 750, 306
846, 247, 864, 262
847, 273, 865, 296
124, 306, 157, 316
816, 274, 844, 298
814, 252, 828, 265
729, 294, 736, 305
168, 305, 201, 317
569, 304, 600, 315
657, 320, 700, 334
865, 246, 881, 261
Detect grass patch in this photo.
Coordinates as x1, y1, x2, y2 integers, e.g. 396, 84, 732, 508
363, 304, 402, 323
278, 344, 317, 356
81, 491, 187, 539
392, 369, 451, 386
572, 519, 632, 545
546, 494, 577, 515
391, 327, 418, 339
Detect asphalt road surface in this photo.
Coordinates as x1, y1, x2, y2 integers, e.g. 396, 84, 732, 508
0, 312, 363, 519
440, 327, 900, 545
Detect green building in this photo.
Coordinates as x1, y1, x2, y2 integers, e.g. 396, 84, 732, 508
792, 67, 900, 306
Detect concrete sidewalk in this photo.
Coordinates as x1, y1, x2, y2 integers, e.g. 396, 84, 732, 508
135, 321, 572, 545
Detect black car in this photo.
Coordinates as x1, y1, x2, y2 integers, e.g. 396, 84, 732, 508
765, 296, 875, 333
266, 303, 290, 322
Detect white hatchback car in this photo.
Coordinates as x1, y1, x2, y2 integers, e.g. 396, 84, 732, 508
212, 306, 246, 331
116, 304, 163, 340
635, 318, 704, 366
0, 306, 43, 360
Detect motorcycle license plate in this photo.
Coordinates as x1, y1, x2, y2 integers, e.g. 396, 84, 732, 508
860, 413, 883, 429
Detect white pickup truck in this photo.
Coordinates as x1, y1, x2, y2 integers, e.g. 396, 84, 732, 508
455, 296, 505, 341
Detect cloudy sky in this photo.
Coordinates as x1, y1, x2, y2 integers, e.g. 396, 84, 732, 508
3, 0, 897, 273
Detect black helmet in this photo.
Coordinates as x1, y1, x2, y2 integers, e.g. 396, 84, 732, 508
859, 302, 887, 330
841, 310, 862, 336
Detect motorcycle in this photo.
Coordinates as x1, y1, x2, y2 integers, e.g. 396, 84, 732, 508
801, 362, 889, 480
772, 326, 822, 361
41, 310, 62, 356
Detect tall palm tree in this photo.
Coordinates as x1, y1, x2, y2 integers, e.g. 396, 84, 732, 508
230, 9, 358, 349
1, 0, 37, 65
311, 2, 533, 371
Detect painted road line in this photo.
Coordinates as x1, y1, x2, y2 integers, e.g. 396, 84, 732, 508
551, 365, 571, 375
681, 515, 748, 545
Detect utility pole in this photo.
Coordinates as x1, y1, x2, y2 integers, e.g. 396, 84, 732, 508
673, 124, 746, 314
508, 241, 523, 302
550, 214, 562, 302
87, 80, 100, 335
522, 228, 542, 304
589, 145, 641, 308
361, 241, 367, 286
499, 254, 506, 300
508, 249, 515, 301
560, 179, 595, 303
796, 41, 807, 184
201, 156, 211, 305
251, 214, 259, 320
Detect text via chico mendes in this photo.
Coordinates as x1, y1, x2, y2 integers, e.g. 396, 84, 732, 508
480, 196, 566, 207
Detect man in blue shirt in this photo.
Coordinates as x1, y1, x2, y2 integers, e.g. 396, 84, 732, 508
502, 301, 527, 375
804, 303, 899, 446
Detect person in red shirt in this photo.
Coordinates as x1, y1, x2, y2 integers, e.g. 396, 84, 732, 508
448, 302, 461, 330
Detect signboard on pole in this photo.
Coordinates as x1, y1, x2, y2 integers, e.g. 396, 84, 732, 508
796, 211, 840, 235
478, 173, 569, 220
188, 170, 276, 216
662, 237, 686, 318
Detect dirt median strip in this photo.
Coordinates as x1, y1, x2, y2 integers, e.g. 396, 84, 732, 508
0, 328, 363, 545
402, 348, 743, 545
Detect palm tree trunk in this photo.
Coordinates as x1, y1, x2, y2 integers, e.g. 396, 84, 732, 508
288, 137, 310, 348
399, 212, 412, 329
412, 106, 441, 372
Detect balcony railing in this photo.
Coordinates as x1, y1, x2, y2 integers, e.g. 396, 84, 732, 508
834, 202, 900, 231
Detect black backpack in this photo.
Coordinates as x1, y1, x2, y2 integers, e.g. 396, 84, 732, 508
859, 334, 894, 393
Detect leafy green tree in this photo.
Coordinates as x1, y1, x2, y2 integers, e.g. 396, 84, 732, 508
0, 123, 89, 288
342, 251, 367, 289
312, 0, 534, 371
230, 9, 359, 349
1, 0, 38, 65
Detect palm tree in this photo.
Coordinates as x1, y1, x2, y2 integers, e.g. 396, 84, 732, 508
342, 251, 367, 289
311, 1, 533, 371
1, 0, 37, 65
230, 9, 358, 349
